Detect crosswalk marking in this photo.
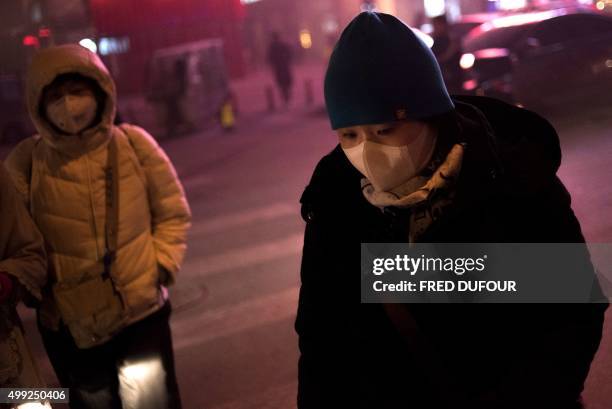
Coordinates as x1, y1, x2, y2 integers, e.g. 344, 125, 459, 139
210, 380, 297, 409
172, 286, 299, 350
183, 232, 303, 277
180, 173, 214, 190
188, 202, 298, 237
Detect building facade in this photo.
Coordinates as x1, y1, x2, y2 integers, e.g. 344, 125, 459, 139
0, 0, 93, 75
89, 0, 247, 94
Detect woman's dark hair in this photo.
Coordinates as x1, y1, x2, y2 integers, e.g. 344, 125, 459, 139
39, 73, 107, 130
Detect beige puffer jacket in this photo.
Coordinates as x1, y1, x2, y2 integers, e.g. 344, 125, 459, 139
4, 45, 191, 342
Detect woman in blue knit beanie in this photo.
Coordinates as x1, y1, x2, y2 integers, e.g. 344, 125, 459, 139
295, 11, 606, 409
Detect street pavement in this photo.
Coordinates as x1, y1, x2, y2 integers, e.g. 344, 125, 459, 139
8, 65, 612, 408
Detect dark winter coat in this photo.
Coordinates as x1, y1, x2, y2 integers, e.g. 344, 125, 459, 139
295, 95, 607, 409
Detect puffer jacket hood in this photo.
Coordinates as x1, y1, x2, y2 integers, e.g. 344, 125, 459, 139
26, 44, 116, 155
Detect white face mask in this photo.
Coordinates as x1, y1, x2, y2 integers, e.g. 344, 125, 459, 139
46, 94, 98, 135
342, 124, 437, 192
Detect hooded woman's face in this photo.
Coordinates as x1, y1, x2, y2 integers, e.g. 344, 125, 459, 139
43, 78, 99, 135
337, 120, 438, 192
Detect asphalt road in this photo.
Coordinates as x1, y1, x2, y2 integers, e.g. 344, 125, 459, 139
10, 99, 612, 409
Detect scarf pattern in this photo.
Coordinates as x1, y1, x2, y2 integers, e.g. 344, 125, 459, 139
361, 143, 465, 242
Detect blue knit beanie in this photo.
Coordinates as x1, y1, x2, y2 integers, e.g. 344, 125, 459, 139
325, 12, 454, 130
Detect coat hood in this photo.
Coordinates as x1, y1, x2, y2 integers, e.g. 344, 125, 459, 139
26, 44, 117, 155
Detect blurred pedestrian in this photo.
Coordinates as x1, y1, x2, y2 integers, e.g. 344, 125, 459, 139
5, 44, 191, 409
267, 32, 294, 107
296, 12, 607, 409
431, 14, 464, 94
0, 163, 48, 399
164, 59, 189, 138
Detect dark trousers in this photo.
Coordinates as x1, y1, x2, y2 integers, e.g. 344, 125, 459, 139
38, 302, 182, 409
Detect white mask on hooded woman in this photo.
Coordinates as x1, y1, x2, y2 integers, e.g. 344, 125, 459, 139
342, 123, 437, 192
46, 94, 98, 135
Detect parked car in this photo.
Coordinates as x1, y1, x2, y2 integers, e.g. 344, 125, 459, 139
460, 8, 612, 112
0, 75, 34, 145
450, 13, 505, 40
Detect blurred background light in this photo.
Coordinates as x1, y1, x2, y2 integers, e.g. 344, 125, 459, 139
99, 37, 131, 56
300, 30, 313, 49
412, 28, 434, 48
460, 53, 476, 69
22, 35, 39, 47
321, 18, 339, 34
38, 27, 51, 38
498, 0, 527, 10
424, 0, 446, 17
79, 38, 98, 53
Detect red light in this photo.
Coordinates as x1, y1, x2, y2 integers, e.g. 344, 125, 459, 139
463, 79, 478, 91
23, 35, 40, 47
39, 27, 51, 38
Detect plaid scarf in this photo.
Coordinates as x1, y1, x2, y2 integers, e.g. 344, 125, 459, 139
361, 143, 465, 243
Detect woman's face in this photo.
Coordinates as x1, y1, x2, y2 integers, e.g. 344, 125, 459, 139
336, 119, 428, 149
43, 78, 99, 135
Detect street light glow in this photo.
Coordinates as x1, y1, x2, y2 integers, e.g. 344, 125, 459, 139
460, 53, 476, 69
79, 38, 98, 53
424, 0, 446, 17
